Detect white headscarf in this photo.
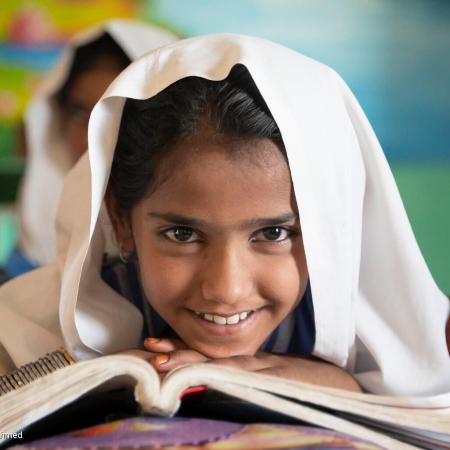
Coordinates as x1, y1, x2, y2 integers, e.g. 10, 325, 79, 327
17, 19, 177, 266
1, 34, 449, 395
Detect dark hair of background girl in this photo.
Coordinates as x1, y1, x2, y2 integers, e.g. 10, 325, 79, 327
57, 33, 130, 108
109, 64, 286, 215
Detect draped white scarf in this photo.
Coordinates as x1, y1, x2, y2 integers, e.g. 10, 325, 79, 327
1, 34, 448, 395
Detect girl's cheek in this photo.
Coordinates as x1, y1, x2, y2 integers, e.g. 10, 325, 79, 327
139, 252, 199, 308
258, 253, 307, 308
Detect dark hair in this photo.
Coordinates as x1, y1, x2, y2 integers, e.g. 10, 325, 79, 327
109, 65, 285, 214
57, 33, 130, 107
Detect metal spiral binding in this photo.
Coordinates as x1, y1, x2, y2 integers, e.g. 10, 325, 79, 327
0, 348, 75, 396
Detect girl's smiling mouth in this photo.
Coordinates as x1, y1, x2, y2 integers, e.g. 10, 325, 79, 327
187, 308, 261, 336
195, 309, 253, 324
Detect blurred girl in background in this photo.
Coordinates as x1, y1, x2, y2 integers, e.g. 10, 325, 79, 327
4, 19, 177, 277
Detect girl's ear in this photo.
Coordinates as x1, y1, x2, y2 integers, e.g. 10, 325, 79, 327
104, 191, 135, 253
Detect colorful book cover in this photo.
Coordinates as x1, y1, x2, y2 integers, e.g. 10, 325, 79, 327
12, 417, 382, 449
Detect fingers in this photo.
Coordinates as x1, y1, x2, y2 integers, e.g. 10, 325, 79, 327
144, 337, 187, 353
143, 337, 208, 373
151, 349, 209, 373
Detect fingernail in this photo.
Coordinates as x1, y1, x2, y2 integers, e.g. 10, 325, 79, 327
145, 338, 161, 345
155, 354, 169, 366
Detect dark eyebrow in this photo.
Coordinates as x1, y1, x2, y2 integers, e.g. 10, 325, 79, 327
240, 212, 299, 229
147, 213, 205, 227
147, 212, 299, 229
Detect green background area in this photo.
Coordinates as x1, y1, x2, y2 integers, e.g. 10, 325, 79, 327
392, 165, 450, 293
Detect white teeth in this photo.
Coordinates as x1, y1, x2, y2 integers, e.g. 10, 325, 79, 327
194, 310, 252, 325
226, 314, 240, 325
213, 315, 227, 325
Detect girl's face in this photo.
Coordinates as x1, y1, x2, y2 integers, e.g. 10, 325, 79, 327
115, 135, 308, 358
61, 63, 122, 163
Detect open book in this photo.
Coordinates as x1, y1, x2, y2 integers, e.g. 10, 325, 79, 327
1, 353, 449, 449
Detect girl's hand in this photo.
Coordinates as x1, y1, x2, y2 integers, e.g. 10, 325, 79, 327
207, 353, 362, 392
143, 337, 209, 372
143, 338, 360, 392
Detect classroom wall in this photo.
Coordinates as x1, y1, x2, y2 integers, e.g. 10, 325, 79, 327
0, 0, 449, 290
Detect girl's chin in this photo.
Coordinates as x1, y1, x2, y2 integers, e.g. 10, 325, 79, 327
188, 341, 259, 359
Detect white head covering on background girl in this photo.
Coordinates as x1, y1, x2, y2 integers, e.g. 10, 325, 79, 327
0, 34, 448, 395
16, 19, 177, 268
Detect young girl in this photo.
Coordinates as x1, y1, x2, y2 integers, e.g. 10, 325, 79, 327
0, 34, 448, 396
4, 20, 176, 277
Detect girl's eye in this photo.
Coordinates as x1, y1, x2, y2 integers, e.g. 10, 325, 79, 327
252, 227, 293, 242
164, 227, 199, 243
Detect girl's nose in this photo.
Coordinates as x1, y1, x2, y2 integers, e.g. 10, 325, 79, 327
200, 243, 253, 306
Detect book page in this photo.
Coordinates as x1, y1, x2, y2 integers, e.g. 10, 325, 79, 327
0, 355, 160, 442
159, 363, 450, 433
